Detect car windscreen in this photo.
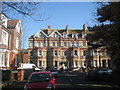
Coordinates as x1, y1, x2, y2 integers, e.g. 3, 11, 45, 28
89, 70, 98, 74
28, 73, 50, 83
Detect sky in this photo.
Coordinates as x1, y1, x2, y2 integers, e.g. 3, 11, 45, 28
6, 2, 98, 49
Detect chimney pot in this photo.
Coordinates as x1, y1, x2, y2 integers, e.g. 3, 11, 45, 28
48, 25, 51, 29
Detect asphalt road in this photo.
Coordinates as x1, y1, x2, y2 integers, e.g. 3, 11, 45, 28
2, 71, 119, 89
55, 71, 119, 89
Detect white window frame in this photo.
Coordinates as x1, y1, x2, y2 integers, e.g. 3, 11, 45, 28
64, 51, 67, 57
82, 33, 86, 38
57, 42, 59, 47
83, 51, 86, 56
52, 42, 55, 47
2, 30, 8, 45
41, 42, 45, 47
15, 55, 18, 67
30, 42, 34, 47
94, 51, 97, 56
1, 14, 7, 28
39, 34, 45, 38
0, 52, 5, 67
71, 42, 74, 47
38, 50, 42, 56
83, 42, 87, 46
64, 42, 67, 46
74, 50, 78, 56
76, 42, 79, 47
54, 33, 59, 38
72, 33, 78, 38
54, 50, 58, 56
16, 23, 20, 33
38, 42, 41, 47
16, 37, 19, 49
63, 34, 68, 38
101, 51, 105, 56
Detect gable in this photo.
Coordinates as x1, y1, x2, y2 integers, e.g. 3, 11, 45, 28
34, 30, 48, 38
49, 30, 62, 37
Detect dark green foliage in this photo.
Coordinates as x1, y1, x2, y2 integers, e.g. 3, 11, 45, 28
86, 2, 120, 68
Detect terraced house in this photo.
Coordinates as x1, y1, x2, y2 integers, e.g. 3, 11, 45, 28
0, 14, 22, 70
28, 24, 111, 69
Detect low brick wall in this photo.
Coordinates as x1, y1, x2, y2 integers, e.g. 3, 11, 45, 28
18, 69, 24, 81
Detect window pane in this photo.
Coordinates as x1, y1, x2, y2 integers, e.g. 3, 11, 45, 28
38, 42, 41, 47
83, 42, 86, 46
57, 42, 59, 47
39, 34, 45, 37
38, 51, 42, 56
41, 42, 45, 47
64, 42, 67, 46
54, 51, 58, 56
72, 42, 74, 47
74, 50, 77, 56
76, 42, 79, 47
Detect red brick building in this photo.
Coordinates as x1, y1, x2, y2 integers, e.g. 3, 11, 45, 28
0, 14, 22, 70
28, 25, 111, 69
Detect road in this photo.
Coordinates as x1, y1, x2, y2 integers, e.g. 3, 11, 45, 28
55, 71, 118, 89
2, 71, 119, 89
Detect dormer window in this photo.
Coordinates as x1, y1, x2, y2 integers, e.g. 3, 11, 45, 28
39, 34, 45, 38
82, 33, 86, 38
72, 33, 78, 38
63, 33, 67, 38
53, 33, 59, 37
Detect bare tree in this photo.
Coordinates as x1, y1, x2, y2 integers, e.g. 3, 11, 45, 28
2, 1, 46, 21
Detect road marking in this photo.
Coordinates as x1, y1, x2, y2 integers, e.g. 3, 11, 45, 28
76, 84, 113, 88
67, 73, 73, 83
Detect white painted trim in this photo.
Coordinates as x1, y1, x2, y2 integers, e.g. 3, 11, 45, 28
11, 50, 18, 53
49, 30, 62, 37
2, 29, 9, 46
0, 49, 11, 52
6, 51, 10, 67
34, 29, 48, 37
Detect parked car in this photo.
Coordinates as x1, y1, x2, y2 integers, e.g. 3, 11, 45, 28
72, 67, 80, 72
86, 68, 112, 81
24, 71, 56, 90
98, 68, 112, 74
86, 69, 100, 81
49, 69, 59, 77
98, 68, 112, 81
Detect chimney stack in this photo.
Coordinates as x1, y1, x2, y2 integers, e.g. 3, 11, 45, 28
83, 24, 86, 31
65, 25, 68, 34
65, 25, 68, 30
48, 25, 52, 35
